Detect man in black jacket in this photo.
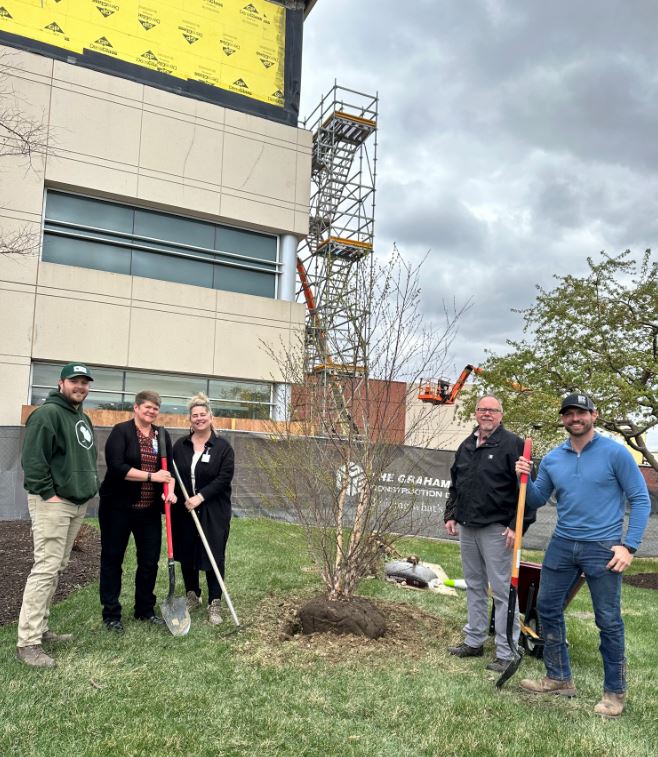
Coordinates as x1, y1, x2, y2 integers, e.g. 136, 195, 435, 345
444, 394, 531, 673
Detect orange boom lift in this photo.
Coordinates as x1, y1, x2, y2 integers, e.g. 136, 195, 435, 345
418, 365, 484, 405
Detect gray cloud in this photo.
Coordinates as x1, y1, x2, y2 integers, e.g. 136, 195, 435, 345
300, 0, 658, 375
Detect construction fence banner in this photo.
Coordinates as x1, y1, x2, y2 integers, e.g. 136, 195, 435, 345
2, 427, 658, 556
0, 0, 302, 125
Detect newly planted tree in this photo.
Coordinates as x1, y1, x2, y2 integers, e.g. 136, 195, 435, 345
261, 249, 462, 633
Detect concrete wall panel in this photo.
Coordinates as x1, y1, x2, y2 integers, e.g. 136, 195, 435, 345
128, 307, 215, 374
33, 294, 131, 366
0, 286, 36, 356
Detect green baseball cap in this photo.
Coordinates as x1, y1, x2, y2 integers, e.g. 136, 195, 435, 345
60, 362, 94, 381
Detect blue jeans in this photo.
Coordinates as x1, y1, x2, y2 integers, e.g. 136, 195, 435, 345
538, 536, 626, 693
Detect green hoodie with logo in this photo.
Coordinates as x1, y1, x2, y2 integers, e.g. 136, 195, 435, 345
22, 389, 99, 505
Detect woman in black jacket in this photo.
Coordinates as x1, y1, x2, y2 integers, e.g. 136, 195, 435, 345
172, 393, 234, 625
99, 391, 175, 632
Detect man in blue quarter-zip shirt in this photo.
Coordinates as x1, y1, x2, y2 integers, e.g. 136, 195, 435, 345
515, 393, 650, 718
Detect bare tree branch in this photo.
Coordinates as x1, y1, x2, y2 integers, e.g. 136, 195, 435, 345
259, 248, 464, 599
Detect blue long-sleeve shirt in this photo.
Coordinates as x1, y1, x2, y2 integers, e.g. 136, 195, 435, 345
526, 433, 651, 549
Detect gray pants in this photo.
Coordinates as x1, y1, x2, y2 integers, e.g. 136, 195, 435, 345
459, 523, 519, 660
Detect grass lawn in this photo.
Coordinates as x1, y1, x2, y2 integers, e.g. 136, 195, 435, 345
2, 517, 657, 757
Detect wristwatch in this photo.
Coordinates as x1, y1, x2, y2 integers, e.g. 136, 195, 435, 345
622, 544, 637, 554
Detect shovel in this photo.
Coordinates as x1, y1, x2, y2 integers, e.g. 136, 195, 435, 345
160, 443, 191, 637
496, 437, 532, 689
172, 460, 240, 627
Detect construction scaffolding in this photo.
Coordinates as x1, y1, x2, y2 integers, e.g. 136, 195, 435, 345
297, 84, 378, 383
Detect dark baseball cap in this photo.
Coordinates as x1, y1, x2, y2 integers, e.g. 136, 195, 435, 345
559, 393, 595, 414
60, 362, 94, 381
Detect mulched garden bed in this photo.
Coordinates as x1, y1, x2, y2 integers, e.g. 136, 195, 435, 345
623, 572, 658, 590
0, 521, 100, 626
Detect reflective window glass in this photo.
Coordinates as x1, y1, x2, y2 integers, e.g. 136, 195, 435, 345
131, 250, 214, 288
31, 363, 272, 419
30, 385, 51, 406
210, 401, 270, 420
214, 265, 275, 298
125, 372, 204, 401
87, 367, 125, 390
46, 193, 133, 232
134, 210, 215, 249
84, 392, 131, 412
209, 379, 271, 404
31, 363, 62, 391
43, 236, 131, 275
216, 227, 277, 262
43, 192, 277, 298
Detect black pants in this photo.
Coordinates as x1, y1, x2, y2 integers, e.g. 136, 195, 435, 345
180, 521, 229, 604
99, 502, 161, 621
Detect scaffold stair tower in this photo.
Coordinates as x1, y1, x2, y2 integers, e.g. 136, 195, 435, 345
297, 84, 378, 385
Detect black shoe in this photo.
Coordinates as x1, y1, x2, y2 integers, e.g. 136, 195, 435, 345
104, 619, 125, 633
448, 643, 484, 657
486, 658, 511, 673
136, 614, 165, 625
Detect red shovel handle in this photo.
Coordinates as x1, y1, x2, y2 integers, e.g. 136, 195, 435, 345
519, 438, 532, 484
161, 447, 174, 560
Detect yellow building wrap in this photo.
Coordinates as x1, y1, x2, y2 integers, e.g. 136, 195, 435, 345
0, 0, 286, 107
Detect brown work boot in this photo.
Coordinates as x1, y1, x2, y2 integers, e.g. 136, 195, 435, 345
16, 645, 56, 668
594, 692, 625, 718
520, 676, 576, 697
42, 630, 73, 643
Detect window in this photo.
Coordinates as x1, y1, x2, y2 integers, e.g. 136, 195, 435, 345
30, 363, 273, 420
42, 191, 279, 298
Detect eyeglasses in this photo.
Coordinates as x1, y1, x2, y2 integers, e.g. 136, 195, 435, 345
475, 408, 502, 415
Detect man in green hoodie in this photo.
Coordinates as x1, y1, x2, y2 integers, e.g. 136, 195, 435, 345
17, 362, 99, 668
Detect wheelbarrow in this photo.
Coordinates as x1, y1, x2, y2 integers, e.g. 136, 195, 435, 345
490, 560, 585, 658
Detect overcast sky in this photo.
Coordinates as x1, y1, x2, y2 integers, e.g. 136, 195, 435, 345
299, 0, 658, 382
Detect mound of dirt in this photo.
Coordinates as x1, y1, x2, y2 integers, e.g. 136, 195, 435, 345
292, 595, 387, 639
624, 572, 658, 590
0, 521, 100, 627
236, 591, 449, 669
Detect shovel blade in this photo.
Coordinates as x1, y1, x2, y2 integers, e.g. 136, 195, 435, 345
160, 596, 191, 637
495, 651, 523, 689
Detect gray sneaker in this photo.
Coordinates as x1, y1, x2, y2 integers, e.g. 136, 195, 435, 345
16, 644, 56, 668
186, 591, 201, 612
208, 599, 223, 625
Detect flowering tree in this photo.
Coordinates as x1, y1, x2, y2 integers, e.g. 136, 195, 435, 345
474, 249, 658, 467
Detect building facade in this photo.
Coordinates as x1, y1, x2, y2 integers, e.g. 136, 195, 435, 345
0, 3, 314, 427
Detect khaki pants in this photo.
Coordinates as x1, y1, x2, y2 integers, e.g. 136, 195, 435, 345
17, 494, 88, 647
